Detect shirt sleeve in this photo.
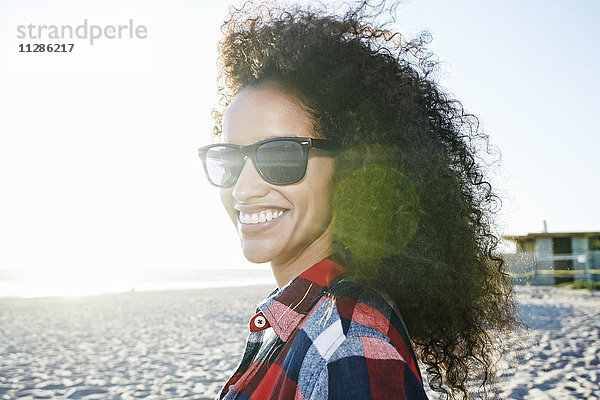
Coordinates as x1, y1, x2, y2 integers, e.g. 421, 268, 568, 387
308, 335, 429, 400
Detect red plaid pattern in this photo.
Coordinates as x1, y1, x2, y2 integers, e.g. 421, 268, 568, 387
218, 258, 428, 399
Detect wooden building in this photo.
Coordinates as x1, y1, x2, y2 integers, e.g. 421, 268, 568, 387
502, 231, 600, 286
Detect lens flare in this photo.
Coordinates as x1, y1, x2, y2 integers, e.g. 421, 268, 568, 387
333, 162, 421, 262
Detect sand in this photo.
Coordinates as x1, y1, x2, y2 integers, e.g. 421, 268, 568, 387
0, 286, 269, 400
1, 285, 599, 399
494, 286, 600, 400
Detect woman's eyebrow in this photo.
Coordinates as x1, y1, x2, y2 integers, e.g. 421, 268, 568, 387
221, 134, 304, 144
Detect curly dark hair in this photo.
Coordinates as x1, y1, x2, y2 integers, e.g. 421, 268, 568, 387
213, 1, 517, 398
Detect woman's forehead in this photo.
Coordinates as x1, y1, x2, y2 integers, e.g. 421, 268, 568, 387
222, 84, 316, 144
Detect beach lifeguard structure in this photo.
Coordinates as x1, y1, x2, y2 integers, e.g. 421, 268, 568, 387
502, 231, 600, 287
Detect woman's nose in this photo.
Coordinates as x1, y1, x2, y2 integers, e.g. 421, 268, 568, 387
231, 157, 269, 201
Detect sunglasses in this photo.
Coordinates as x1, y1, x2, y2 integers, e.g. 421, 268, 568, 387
198, 137, 338, 188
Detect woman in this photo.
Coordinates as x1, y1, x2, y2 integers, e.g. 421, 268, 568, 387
198, 1, 516, 398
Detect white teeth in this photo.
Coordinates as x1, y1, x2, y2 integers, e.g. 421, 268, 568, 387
239, 210, 285, 224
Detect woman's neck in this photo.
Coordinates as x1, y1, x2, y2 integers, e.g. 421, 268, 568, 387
270, 224, 333, 288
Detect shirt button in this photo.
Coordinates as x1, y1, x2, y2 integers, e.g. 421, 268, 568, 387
249, 312, 270, 332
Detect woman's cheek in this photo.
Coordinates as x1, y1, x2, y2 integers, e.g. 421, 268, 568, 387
219, 188, 238, 228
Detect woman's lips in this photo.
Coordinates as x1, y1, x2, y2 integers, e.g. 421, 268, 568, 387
238, 209, 288, 234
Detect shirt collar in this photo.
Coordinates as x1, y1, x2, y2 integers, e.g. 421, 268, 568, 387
257, 258, 345, 341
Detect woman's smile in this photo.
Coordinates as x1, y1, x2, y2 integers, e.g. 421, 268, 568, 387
236, 207, 289, 235
238, 209, 286, 225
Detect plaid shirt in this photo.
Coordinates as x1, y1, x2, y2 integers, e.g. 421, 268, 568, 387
218, 258, 428, 399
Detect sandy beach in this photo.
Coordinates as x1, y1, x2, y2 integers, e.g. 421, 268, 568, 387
494, 286, 600, 400
1, 285, 599, 399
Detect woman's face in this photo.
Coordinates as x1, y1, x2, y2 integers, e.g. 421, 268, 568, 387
220, 83, 334, 267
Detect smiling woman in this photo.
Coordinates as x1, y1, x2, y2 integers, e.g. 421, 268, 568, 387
217, 83, 336, 286
199, 1, 516, 399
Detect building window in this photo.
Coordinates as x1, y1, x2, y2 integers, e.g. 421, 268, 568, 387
553, 237, 573, 284
553, 237, 572, 254
589, 235, 600, 251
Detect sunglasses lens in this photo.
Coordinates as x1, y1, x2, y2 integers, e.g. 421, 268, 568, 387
204, 146, 241, 187
256, 140, 306, 184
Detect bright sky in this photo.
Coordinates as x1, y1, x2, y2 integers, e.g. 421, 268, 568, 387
0, 0, 598, 280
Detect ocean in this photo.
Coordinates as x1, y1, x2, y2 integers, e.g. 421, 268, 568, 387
0, 267, 276, 298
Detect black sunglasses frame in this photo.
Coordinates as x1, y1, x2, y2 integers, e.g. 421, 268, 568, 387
198, 136, 338, 188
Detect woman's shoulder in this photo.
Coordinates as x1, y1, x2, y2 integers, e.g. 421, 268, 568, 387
327, 277, 414, 350
329, 276, 401, 321
300, 276, 418, 367
296, 277, 427, 398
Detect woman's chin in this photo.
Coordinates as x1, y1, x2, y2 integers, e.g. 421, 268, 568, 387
242, 253, 270, 264
240, 243, 277, 264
